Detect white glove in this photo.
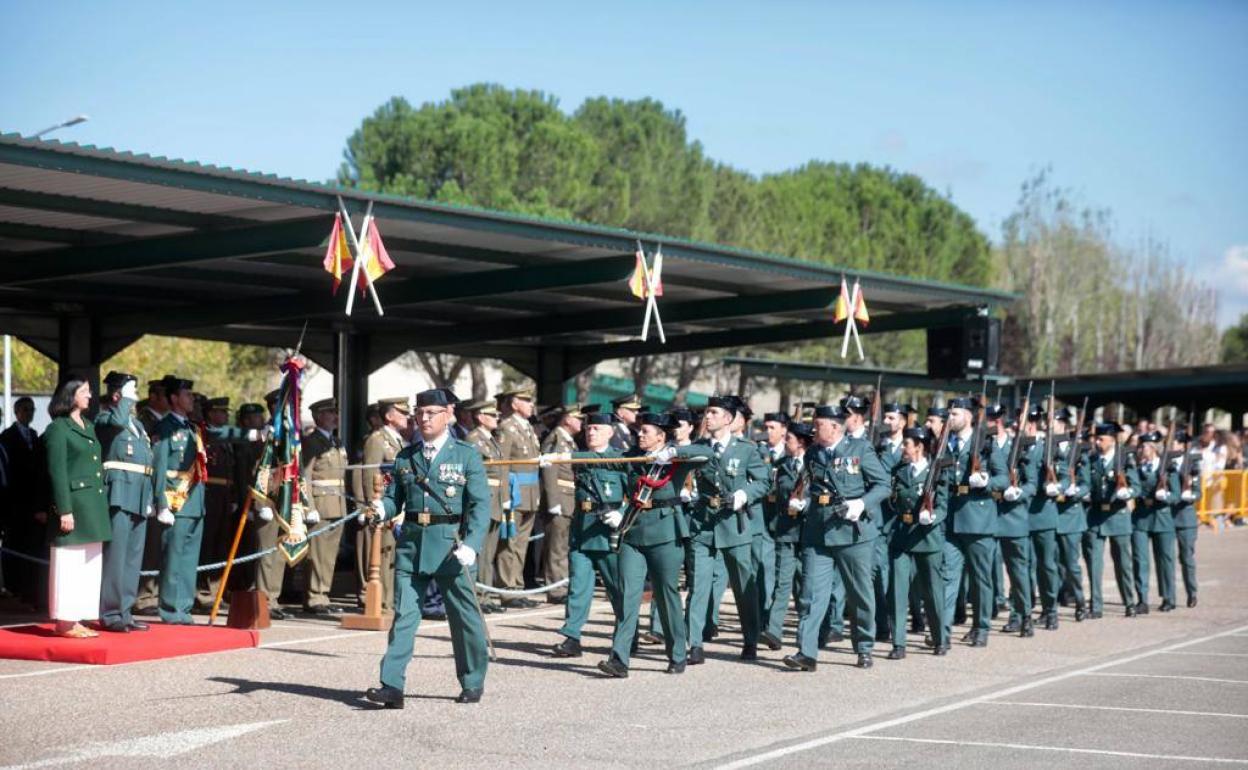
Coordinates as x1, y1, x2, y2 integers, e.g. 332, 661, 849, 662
1003, 486, 1023, 502
548, 504, 563, 517
731, 489, 748, 511
1045, 483, 1061, 498
391, 512, 405, 529
649, 446, 678, 465
788, 497, 808, 512
304, 509, 320, 525
257, 506, 274, 522
844, 498, 865, 522
918, 509, 934, 525
537, 453, 567, 468
453, 543, 476, 567
969, 471, 989, 489
1114, 487, 1132, 501
502, 498, 512, 511
1180, 489, 1196, 502
1155, 489, 1169, 502
156, 508, 175, 526
245, 429, 262, 441
1064, 484, 1080, 497
679, 487, 694, 503
145, 502, 154, 519
602, 509, 624, 529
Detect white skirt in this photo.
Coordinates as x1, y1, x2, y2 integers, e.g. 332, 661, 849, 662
49, 543, 103, 622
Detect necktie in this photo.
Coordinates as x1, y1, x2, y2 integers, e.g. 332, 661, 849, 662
950, 436, 960, 455
715, 442, 725, 457
423, 444, 436, 462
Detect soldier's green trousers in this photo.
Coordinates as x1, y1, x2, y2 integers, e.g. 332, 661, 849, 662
992, 539, 1006, 610
158, 514, 204, 624
752, 531, 776, 626
1081, 531, 1134, 614
765, 541, 801, 639
1175, 526, 1198, 602
999, 536, 1032, 625
872, 534, 891, 640
612, 539, 686, 666
1134, 530, 1175, 606
100, 508, 147, 627
380, 568, 487, 692
650, 544, 725, 640
941, 538, 964, 640
1030, 528, 1060, 617
559, 547, 622, 641
1056, 531, 1086, 606
686, 540, 759, 649
796, 540, 875, 657
956, 533, 995, 635
889, 549, 946, 649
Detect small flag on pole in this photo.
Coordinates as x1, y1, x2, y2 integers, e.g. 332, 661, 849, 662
322, 213, 354, 294
852, 278, 869, 327
357, 218, 396, 293
629, 241, 666, 343
833, 275, 851, 323
838, 275, 866, 361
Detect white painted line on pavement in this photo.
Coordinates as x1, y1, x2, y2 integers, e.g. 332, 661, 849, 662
1164, 651, 1248, 658
1087, 672, 1248, 685
991, 701, 1248, 719
2, 719, 287, 769
850, 735, 1248, 765
0, 664, 92, 680
712, 622, 1248, 769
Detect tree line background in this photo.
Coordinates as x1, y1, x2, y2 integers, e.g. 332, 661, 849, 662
6, 83, 1242, 408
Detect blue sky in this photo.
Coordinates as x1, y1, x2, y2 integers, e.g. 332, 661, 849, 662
2, 1, 1245, 325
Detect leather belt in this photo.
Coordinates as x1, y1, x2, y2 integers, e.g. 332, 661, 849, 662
412, 513, 459, 526
705, 496, 722, 508
102, 461, 151, 475
310, 479, 344, 487
817, 494, 833, 505
203, 477, 231, 487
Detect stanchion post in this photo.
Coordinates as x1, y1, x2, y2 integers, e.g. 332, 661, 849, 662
342, 474, 392, 630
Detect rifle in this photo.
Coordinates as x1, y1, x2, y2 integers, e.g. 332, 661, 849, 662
1155, 411, 1175, 496
1007, 381, 1033, 488
611, 460, 671, 551
869, 374, 885, 448
1068, 396, 1089, 488
968, 380, 988, 478
1114, 403, 1128, 493
1179, 405, 1196, 496
1043, 381, 1058, 487
917, 419, 952, 522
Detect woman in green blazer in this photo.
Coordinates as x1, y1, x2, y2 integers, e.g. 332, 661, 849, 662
44, 378, 112, 638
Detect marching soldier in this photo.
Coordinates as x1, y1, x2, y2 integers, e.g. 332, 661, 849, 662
96, 371, 154, 633
783, 403, 889, 671
151, 375, 207, 625
1025, 405, 1063, 630
871, 401, 907, 642
548, 412, 625, 659
462, 399, 507, 613
1170, 429, 1201, 608
1052, 407, 1091, 621
353, 397, 408, 613
493, 389, 542, 608
363, 389, 491, 708
609, 395, 641, 451
760, 421, 813, 650
1086, 422, 1140, 618
1132, 430, 1175, 613
886, 426, 949, 658
753, 410, 788, 640
301, 399, 348, 619
540, 404, 584, 604
195, 397, 236, 612
998, 409, 1038, 636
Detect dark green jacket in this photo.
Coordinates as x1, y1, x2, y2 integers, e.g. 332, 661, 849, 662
570, 448, 629, 552
1026, 438, 1059, 532
1054, 440, 1091, 535
681, 437, 768, 549
1168, 451, 1203, 529
997, 436, 1038, 539
45, 416, 111, 547
1088, 450, 1140, 537
1133, 459, 1175, 533
801, 436, 890, 547
889, 460, 947, 554
94, 403, 155, 516
944, 431, 1007, 536
622, 446, 699, 547
152, 413, 205, 518
768, 453, 805, 543
875, 436, 904, 536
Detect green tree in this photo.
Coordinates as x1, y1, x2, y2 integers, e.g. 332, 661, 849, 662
1222, 313, 1248, 363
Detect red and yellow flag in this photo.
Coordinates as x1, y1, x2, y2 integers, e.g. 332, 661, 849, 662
833, 276, 851, 322
323, 213, 353, 294
852, 278, 870, 326
358, 218, 396, 291
628, 244, 664, 299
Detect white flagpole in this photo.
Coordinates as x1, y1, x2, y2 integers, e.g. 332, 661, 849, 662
850, 281, 865, 360
354, 212, 385, 316
339, 198, 365, 316
337, 199, 384, 316
840, 281, 853, 359
647, 245, 666, 343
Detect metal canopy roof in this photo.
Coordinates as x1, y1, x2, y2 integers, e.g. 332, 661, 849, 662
726, 356, 1008, 394
0, 133, 1015, 385
1047, 364, 1248, 416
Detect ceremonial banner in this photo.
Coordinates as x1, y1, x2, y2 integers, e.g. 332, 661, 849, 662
248, 354, 313, 566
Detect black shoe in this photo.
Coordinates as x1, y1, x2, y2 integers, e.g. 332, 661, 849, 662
552, 636, 582, 658
1159, 600, 1175, 612
1075, 604, 1086, 622
1088, 609, 1103, 620
856, 653, 873, 669
1134, 601, 1150, 616
101, 621, 130, 633
270, 607, 290, 621
782, 653, 817, 672
308, 606, 343, 621
1043, 614, 1059, 631
639, 631, 665, 645
923, 634, 935, 649
969, 632, 988, 648
820, 631, 845, 647
1001, 619, 1021, 633
1187, 596, 1198, 608
597, 657, 629, 678
740, 644, 758, 661
960, 630, 976, 643
456, 688, 483, 703
1020, 619, 1035, 638
422, 609, 447, 621
933, 645, 949, 656
759, 631, 783, 651
502, 597, 539, 609
703, 623, 719, 642
666, 660, 686, 674
887, 647, 906, 660
364, 686, 404, 709
688, 646, 706, 665
481, 601, 505, 614
1126, 604, 1137, 617
134, 606, 159, 617
547, 594, 567, 605
127, 620, 150, 632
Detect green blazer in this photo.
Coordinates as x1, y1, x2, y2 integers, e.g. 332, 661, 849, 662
875, 437, 904, 537
622, 446, 698, 547
996, 436, 1038, 539
680, 437, 768, 549
1133, 460, 1174, 533
569, 448, 629, 552
94, 404, 154, 517
1088, 450, 1140, 537
768, 453, 805, 543
944, 432, 1007, 537
1025, 439, 1059, 532
1053, 440, 1090, 535
382, 436, 490, 576
889, 460, 947, 554
151, 414, 205, 518
44, 416, 111, 547
1168, 453, 1203, 529
801, 436, 890, 547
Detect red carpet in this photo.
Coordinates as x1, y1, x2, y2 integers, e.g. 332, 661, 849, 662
0, 622, 260, 665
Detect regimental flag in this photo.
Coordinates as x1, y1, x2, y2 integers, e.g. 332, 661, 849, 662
833, 276, 851, 322
852, 278, 870, 326
357, 218, 396, 292
629, 243, 664, 299
323, 213, 354, 294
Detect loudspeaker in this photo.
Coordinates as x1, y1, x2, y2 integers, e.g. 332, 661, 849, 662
927, 316, 1000, 378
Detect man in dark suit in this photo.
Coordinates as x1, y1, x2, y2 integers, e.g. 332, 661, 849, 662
1, 397, 49, 610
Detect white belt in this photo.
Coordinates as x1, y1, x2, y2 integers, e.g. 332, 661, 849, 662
102, 461, 151, 475
310, 479, 345, 487
488, 479, 501, 488
556, 479, 575, 490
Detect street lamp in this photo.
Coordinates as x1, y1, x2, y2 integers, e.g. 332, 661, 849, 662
32, 114, 89, 139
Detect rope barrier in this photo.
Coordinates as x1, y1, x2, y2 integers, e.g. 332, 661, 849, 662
475, 578, 567, 597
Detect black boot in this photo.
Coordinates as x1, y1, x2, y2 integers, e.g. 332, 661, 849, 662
969, 631, 988, 647
455, 688, 483, 704
886, 647, 906, 660
552, 636, 582, 658
856, 653, 873, 669
1187, 595, 1198, 608
1043, 613, 1059, 630
782, 653, 817, 672
1159, 599, 1175, 612
1001, 619, 1021, 634
1126, 603, 1137, 617
364, 686, 404, 709
739, 643, 758, 661
759, 631, 783, 651
597, 656, 629, 678
1134, 601, 1150, 615
1075, 603, 1086, 622
1020, 618, 1035, 637
687, 646, 706, 665
666, 659, 686, 674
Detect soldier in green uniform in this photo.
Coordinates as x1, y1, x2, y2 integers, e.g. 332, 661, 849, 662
151, 376, 206, 625
1170, 429, 1201, 608
463, 400, 507, 613
752, 410, 787, 642
1024, 406, 1063, 629
997, 410, 1038, 636
195, 397, 236, 612
353, 397, 408, 614
642, 406, 696, 646
96, 371, 154, 633
1085, 422, 1140, 618
548, 412, 625, 657
871, 401, 906, 643
783, 403, 890, 671
1052, 407, 1091, 621
943, 397, 1006, 647
761, 422, 814, 650
887, 427, 949, 658
494, 389, 542, 608
985, 405, 1010, 619
134, 378, 170, 616
540, 404, 583, 605
301, 398, 349, 619
1132, 430, 1175, 613
363, 389, 491, 708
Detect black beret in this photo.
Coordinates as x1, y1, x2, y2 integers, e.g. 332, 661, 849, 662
903, 427, 930, 442
1026, 405, 1047, 422
841, 395, 870, 414
1139, 430, 1163, 444
206, 397, 230, 410
707, 395, 738, 415
882, 402, 909, 416
585, 413, 614, 426
237, 403, 265, 418
787, 422, 815, 441
415, 389, 452, 408
814, 404, 846, 420
927, 406, 950, 419
762, 412, 790, 424
581, 403, 603, 415
1093, 422, 1119, 437
668, 407, 695, 425
161, 375, 194, 394
103, 371, 137, 391
948, 397, 976, 411
985, 404, 1006, 419
437, 388, 460, 405
637, 411, 671, 429
309, 398, 336, 413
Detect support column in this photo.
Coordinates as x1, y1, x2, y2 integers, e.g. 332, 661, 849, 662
535, 346, 571, 407
57, 315, 101, 395
335, 331, 370, 458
